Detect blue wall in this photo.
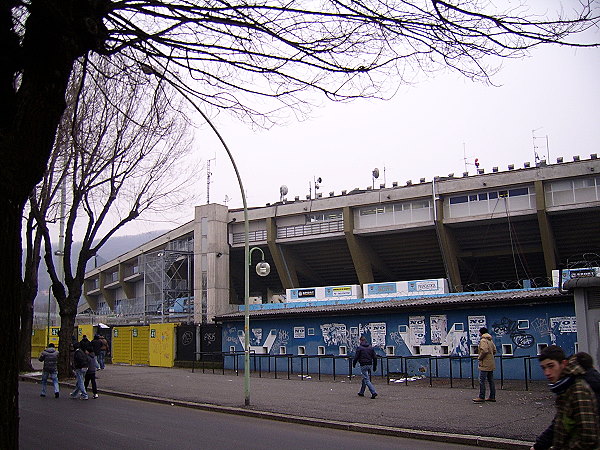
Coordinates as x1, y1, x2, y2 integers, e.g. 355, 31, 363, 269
220, 300, 576, 380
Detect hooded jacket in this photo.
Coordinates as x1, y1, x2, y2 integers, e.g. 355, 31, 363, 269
477, 333, 496, 371
39, 347, 59, 373
551, 358, 600, 449
353, 342, 377, 371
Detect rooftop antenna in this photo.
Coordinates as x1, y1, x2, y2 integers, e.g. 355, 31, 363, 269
372, 168, 380, 188
532, 128, 550, 164
279, 185, 288, 202
206, 156, 215, 204
463, 143, 479, 173
311, 176, 322, 199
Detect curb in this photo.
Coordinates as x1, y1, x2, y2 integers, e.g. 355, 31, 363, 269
20, 375, 532, 449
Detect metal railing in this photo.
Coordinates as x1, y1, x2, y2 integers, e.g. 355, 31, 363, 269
190, 352, 543, 390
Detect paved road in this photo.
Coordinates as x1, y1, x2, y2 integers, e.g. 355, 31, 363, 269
19, 382, 483, 450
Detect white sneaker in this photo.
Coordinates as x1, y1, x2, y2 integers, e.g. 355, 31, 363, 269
93, 394, 99, 399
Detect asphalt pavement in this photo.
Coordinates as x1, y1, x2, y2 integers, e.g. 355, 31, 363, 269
21, 360, 555, 449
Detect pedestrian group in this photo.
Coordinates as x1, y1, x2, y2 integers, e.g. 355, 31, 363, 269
39, 334, 107, 401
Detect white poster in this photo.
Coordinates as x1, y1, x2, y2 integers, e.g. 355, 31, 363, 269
294, 326, 306, 339
409, 316, 426, 345
550, 316, 577, 333
430, 315, 447, 344
468, 316, 486, 343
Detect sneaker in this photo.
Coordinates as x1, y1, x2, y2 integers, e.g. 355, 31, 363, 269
371, 393, 378, 399
80, 396, 89, 400
70, 393, 78, 399
486, 398, 496, 402
40, 394, 46, 397
93, 394, 99, 399
357, 393, 365, 397
55, 392, 59, 398
472, 398, 485, 403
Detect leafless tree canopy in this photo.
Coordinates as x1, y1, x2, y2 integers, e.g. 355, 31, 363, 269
34, 55, 193, 290
1, 0, 598, 446
101, 0, 599, 124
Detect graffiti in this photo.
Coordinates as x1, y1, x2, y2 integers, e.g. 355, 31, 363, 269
251, 328, 263, 346
181, 331, 194, 346
278, 330, 289, 344
446, 323, 468, 355
491, 317, 535, 349
430, 315, 447, 344
532, 318, 551, 337
271, 329, 289, 353
203, 332, 215, 344
389, 331, 405, 347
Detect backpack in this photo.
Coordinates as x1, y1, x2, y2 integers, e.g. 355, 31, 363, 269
74, 349, 88, 369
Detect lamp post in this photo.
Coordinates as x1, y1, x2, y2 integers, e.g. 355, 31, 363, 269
142, 64, 255, 405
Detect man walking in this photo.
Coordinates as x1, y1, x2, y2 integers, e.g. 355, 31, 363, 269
39, 343, 60, 398
473, 327, 497, 403
353, 336, 378, 399
98, 334, 109, 369
70, 346, 89, 400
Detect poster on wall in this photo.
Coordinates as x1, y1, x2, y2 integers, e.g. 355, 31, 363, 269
409, 316, 426, 345
365, 322, 387, 348
321, 323, 348, 346
468, 316, 486, 343
550, 317, 577, 333
430, 315, 447, 344
294, 327, 306, 339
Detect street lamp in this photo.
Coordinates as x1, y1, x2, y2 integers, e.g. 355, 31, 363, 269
142, 64, 255, 406
250, 247, 271, 277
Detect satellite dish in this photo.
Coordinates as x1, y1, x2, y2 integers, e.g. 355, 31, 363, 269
280, 185, 288, 196
372, 168, 380, 179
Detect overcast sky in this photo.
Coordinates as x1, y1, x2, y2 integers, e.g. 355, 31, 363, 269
117, 20, 600, 237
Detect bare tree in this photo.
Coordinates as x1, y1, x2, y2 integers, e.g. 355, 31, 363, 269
2, 0, 598, 446
26, 55, 194, 379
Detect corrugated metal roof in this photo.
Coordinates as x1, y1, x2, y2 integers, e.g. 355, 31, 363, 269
215, 288, 571, 321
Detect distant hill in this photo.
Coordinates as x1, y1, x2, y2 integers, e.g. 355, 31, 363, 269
33, 230, 168, 312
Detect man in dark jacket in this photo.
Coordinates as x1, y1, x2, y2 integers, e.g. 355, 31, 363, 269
39, 343, 59, 398
70, 347, 89, 400
531, 346, 599, 450
79, 335, 92, 352
352, 336, 378, 399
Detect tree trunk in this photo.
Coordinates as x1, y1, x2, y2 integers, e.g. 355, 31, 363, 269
18, 297, 35, 372
0, 200, 26, 449
58, 304, 77, 380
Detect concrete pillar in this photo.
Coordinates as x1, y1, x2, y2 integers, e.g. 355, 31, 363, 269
194, 204, 233, 324
565, 278, 600, 365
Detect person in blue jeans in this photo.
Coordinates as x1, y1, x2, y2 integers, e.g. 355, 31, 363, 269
353, 336, 378, 399
70, 347, 89, 400
473, 327, 497, 403
39, 343, 60, 398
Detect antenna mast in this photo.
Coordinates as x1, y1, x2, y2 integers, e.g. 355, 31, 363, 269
206, 157, 215, 204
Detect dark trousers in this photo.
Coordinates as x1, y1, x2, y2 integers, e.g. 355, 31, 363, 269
84, 372, 97, 395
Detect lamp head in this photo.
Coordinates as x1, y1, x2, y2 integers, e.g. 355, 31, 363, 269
256, 261, 270, 277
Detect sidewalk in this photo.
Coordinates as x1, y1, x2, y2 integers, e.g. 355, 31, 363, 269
22, 361, 555, 449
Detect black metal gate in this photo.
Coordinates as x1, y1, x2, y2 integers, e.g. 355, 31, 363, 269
200, 324, 222, 362
176, 324, 197, 361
